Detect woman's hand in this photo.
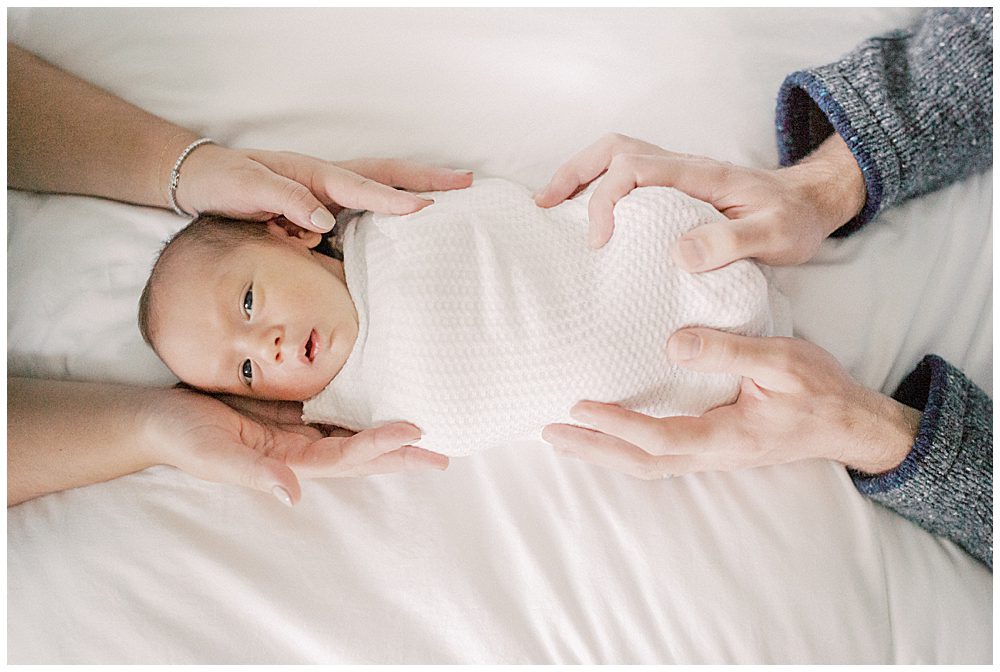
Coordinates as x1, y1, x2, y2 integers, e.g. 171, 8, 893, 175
8, 44, 473, 230
534, 132, 866, 271
147, 387, 448, 505
176, 144, 474, 233
542, 328, 921, 479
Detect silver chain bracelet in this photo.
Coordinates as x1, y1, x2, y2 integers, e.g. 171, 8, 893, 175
168, 137, 214, 217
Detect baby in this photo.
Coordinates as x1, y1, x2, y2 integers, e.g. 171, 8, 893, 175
139, 178, 785, 457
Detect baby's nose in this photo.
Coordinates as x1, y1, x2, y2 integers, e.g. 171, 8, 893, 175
262, 326, 285, 363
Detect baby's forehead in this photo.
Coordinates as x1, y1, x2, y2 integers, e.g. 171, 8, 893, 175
150, 239, 236, 314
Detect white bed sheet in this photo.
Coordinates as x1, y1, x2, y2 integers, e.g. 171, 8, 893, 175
6, 8, 992, 664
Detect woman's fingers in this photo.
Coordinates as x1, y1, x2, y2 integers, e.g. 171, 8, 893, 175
248, 168, 340, 233
310, 163, 436, 219
190, 429, 304, 506
333, 446, 449, 477
289, 422, 431, 477
336, 158, 474, 193
246, 151, 445, 230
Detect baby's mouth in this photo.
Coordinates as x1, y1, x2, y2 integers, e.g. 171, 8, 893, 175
304, 329, 318, 363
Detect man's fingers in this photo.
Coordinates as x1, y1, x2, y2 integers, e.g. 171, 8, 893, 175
667, 329, 805, 392
542, 423, 682, 480
567, 400, 716, 455
582, 153, 738, 250
534, 134, 631, 208
336, 158, 473, 193
670, 216, 775, 272
535, 133, 673, 208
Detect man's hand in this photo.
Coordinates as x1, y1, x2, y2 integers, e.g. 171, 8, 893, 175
535, 132, 866, 271
543, 328, 921, 479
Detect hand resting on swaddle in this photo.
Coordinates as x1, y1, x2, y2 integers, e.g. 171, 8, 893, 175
305, 178, 786, 456
139, 177, 787, 458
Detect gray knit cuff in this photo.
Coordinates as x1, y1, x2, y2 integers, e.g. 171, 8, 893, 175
776, 60, 902, 236
850, 356, 993, 568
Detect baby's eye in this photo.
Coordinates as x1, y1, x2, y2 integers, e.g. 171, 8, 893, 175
241, 359, 253, 386
242, 287, 254, 316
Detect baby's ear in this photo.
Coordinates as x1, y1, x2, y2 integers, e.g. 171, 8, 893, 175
265, 216, 324, 249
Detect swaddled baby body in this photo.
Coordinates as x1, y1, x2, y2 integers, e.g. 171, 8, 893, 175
305, 178, 783, 456
140, 178, 786, 458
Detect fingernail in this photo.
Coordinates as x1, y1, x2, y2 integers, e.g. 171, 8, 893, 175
676, 237, 706, 268
454, 169, 474, 175
272, 485, 293, 507
670, 332, 702, 361
310, 207, 337, 232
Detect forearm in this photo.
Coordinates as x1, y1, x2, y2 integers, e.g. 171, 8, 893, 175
776, 8, 993, 234
7, 377, 160, 506
7, 43, 199, 208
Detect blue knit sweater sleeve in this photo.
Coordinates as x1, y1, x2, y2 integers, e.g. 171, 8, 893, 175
850, 357, 993, 568
775, 8, 992, 236
774, 9, 993, 568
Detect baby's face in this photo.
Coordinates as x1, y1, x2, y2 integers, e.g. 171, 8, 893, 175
152, 222, 358, 400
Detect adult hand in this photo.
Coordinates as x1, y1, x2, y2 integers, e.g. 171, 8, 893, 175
147, 387, 449, 506
177, 144, 474, 233
542, 328, 921, 479
534, 132, 866, 271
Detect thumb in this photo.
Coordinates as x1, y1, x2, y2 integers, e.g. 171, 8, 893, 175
670, 216, 771, 272
195, 440, 303, 506
255, 170, 338, 234
666, 328, 801, 392
240, 455, 303, 507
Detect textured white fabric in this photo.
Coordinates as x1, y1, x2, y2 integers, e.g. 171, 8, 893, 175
304, 178, 782, 456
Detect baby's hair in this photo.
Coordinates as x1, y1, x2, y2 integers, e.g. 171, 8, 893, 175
137, 214, 273, 350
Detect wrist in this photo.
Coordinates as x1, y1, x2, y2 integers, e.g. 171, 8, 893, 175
136, 386, 191, 469
840, 389, 921, 475
780, 132, 866, 237
159, 133, 231, 216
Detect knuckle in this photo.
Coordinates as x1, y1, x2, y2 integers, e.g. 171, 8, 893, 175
281, 180, 315, 208
770, 340, 806, 380
603, 131, 630, 147
712, 335, 743, 371
708, 224, 741, 255
609, 152, 640, 174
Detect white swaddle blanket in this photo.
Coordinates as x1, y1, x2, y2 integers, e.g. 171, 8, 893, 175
303, 178, 787, 456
